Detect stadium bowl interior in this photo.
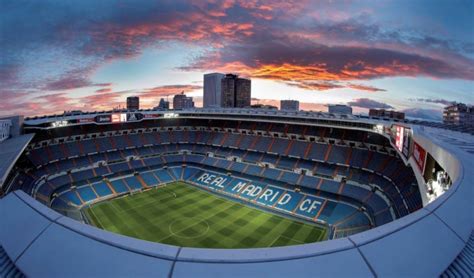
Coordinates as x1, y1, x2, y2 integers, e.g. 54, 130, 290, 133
0, 110, 472, 277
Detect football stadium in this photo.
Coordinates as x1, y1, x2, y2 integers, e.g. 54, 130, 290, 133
0, 109, 472, 277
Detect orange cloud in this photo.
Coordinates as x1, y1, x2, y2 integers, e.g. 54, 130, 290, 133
184, 61, 387, 92
181, 37, 473, 92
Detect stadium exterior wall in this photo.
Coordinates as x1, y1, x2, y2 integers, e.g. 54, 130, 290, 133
0, 125, 472, 277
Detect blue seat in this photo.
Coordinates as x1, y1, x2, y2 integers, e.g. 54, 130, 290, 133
77, 186, 97, 202
307, 143, 327, 161
93, 182, 113, 197
319, 179, 340, 194
154, 169, 173, 183
110, 179, 129, 193
62, 191, 82, 206
182, 167, 201, 180
288, 141, 308, 157
328, 145, 348, 164
261, 168, 281, 180
269, 138, 288, 154
124, 176, 143, 190
342, 184, 370, 201
245, 165, 262, 176
141, 172, 160, 186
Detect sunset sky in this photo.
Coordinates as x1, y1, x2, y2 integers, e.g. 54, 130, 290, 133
1, 0, 473, 120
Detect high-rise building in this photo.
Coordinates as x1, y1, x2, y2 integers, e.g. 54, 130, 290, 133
328, 104, 352, 115
221, 74, 251, 108
443, 103, 474, 125
173, 92, 194, 110
126, 96, 139, 111
280, 100, 300, 111
222, 74, 237, 108
369, 109, 405, 120
156, 98, 170, 110
236, 78, 251, 108
203, 73, 225, 108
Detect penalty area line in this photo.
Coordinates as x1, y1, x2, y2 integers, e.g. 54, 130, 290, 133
279, 234, 305, 244
267, 234, 282, 247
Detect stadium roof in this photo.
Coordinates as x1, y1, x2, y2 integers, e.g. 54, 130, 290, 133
0, 134, 34, 189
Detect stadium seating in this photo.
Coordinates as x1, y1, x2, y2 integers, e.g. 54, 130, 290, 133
19, 124, 423, 239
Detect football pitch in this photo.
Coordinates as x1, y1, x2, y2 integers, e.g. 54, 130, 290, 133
84, 182, 328, 248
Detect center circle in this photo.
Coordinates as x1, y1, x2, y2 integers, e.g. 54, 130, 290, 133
169, 217, 210, 239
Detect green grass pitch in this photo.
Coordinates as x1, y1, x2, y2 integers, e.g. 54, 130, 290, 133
84, 182, 328, 248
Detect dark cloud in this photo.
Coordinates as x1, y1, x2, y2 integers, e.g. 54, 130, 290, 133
347, 84, 386, 92
299, 18, 474, 62
347, 98, 394, 109
0, 65, 20, 88
410, 98, 454, 106
1, 0, 473, 115
43, 76, 111, 91
3, 0, 473, 93
95, 88, 112, 93
402, 108, 443, 121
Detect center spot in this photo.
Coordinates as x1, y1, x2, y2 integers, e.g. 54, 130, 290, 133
169, 217, 210, 239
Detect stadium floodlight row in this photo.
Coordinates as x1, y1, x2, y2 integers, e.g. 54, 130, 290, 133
0, 108, 472, 277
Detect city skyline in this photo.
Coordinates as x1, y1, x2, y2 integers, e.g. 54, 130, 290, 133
1, 0, 473, 120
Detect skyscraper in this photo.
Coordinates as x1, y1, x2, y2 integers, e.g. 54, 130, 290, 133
236, 78, 251, 108
203, 73, 225, 108
126, 96, 139, 110
328, 104, 352, 115
156, 98, 170, 110
221, 74, 251, 108
222, 74, 237, 107
173, 92, 195, 110
280, 100, 299, 111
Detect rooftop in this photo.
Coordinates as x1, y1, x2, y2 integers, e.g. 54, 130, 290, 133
0, 134, 35, 189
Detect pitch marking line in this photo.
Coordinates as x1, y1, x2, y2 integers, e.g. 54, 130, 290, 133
267, 235, 282, 247
110, 190, 178, 214
157, 202, 235, 242
89, 207, 105, 229
168, 217, 210, 239
267, 235, 305, 247
280, 235, 305, 245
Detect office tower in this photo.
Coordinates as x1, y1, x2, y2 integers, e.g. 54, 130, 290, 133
280, 100, 300, 111
328, 104, 352, 114
126, 96, 139, 110
221, 74, 251, 108
203, 73, 225, 108
173, 92, 195, 109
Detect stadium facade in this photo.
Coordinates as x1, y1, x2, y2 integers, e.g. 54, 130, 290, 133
0, 108, 472, 277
